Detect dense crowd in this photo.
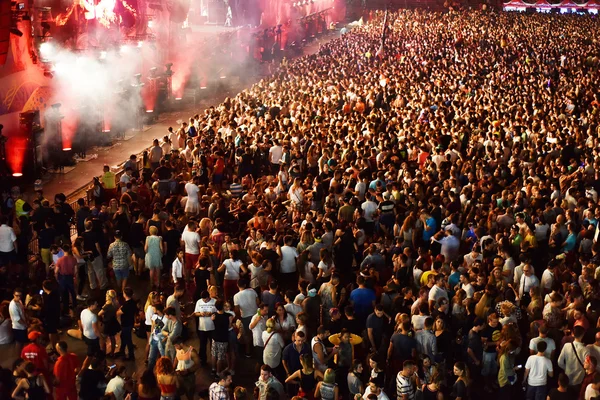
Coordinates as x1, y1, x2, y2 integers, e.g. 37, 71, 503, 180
3, 7, 600, 400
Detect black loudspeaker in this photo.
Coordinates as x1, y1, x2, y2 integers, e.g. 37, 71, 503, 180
207, 0, 226, 24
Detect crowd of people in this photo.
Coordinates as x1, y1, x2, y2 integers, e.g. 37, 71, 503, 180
2, 6, 600, 400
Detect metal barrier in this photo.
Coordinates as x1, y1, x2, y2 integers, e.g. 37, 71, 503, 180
28, 147, 147, 260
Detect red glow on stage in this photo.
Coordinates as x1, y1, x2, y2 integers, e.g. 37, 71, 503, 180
63, 147, 72, 151
61, 106, 79, 152
12, 173, 23, 177
6, 136, 28, 178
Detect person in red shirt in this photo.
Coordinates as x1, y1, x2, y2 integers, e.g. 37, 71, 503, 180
20, 331, 48, 374
54, 341, 79, 400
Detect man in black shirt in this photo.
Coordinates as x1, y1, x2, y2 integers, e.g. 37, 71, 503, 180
76, 198, 91, 236
78, 356, 107, 400
41, 280, 61, 347
152, 159, 173, 199
340, 306, 363, 337
163, 220, 181, 270
467, 317, 486, 378
116, 287, 137, 360
83, 220, 108, 290
212, 300, 233, 374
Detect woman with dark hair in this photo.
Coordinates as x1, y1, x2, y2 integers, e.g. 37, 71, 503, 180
274, 302, 296, 343
451, 362, 470, 400
137, 368, 160, 400
11, 362, 50, 400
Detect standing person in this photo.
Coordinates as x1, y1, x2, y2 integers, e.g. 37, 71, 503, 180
101, 165, 117, 201
83, 220, 108, 291
55, 244, 78, 315
194, 290, 217, 366
53, 341, 79, 400
20, 331, 48, 375
9, 288, 27, 353
80, 298, 101, 370
396, 360, 418, 400
148, 304, 166, 371
233, 278, 259, 357
156, 356, 178, 400
10, 361, 50, 400
185, 176, 201, 216
524, 341, 554, 400
282, 331, 310, 392
312, 326, 338, 373
0, 215, 17, 266
209, 370, 233, 400
161, 307, 183, 361
250, 304, 269, 360
547, 373, 569, 400
452, 362, 470, 400
212, 300, 233, 375
558, 325, 589, 391
106, 231, 132, 293
173, 337, 200, 400
145, 226, 164, 289
314, 368, 338, 400
40, 280, 61, 348
117, 286, 138, 361
98, 289, 121, 358
278, 236, 299, 291
218, 250, 247, 302
181, 222, 201, 284
256, 365, 285, 400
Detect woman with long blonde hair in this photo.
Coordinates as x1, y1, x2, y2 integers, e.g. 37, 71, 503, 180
98, 289, 121, 357
144, 291, 161, 357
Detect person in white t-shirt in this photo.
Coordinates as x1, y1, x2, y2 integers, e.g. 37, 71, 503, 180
184, 177, 200, 215
459, 273, 474, 299
193, 291, 216, 365
172, 249, 184, 283
105, 366, 127, 400
81, 299, 101, 369
233, 279, 259, 356
250, 304, 269, 357
524, 341, 553, 398
181, 222, 201, 282
585, 376, 600, 400
428, 275, 448, 311
528, 325, 556, 360
278, 236, 299, 290
218, 250, 247, 301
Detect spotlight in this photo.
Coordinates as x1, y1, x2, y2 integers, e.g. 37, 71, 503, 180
100, 51, 107, 59
165, 63, 173, 76
12, 173, 23, 177
220, 76, 226, 79
120, 45, 130, 53
40, 42, 53, 58
10, 28, 23, 37
137, 41, 143, 48
148, 20, 154, 28
175, 97, 182, 100
200, 86, 207, 89
146, 110, 154, 113
62, 147, 72, 151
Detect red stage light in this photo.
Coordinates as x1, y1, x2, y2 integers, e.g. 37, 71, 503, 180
12, 173, 23, 177
63, 147, 72, 151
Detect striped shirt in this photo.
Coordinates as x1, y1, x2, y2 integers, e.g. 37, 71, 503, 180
396, 372, 415, 400
230, 183, 243, 198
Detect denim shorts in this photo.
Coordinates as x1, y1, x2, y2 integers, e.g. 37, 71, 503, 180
114, 268, 129, 281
